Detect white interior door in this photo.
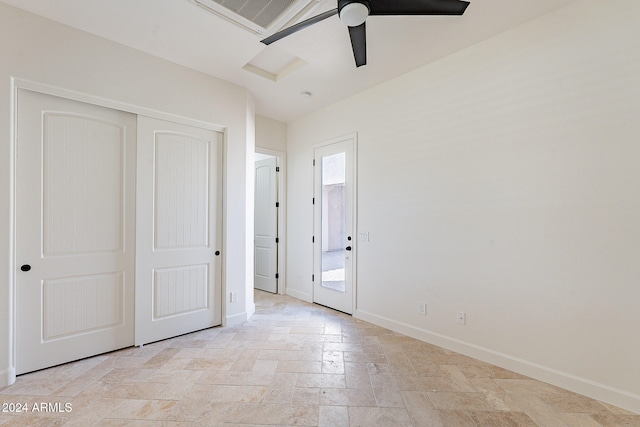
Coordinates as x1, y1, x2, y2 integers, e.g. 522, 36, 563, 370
254, 156, 278, 293
135, 116, 222, 346
15, 89, 136, 374
313, 137, 356, 314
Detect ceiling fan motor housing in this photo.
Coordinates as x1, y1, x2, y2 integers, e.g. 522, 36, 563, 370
338, 0, 371, 27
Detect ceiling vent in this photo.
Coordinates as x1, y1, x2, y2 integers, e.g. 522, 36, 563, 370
189, 0, 321, 35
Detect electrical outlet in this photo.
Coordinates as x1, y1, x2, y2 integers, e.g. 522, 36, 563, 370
457, 311, 466, 325
359, 231, 369, 242
230, 291, 238, 303
418, 302, 426, 315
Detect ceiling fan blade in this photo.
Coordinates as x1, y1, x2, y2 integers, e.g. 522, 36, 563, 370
348, 23, 367, 67
261, 8, 338, 45
369, 0, 469, 16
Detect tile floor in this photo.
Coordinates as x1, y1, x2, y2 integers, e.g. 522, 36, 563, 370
1, 290, 638, 426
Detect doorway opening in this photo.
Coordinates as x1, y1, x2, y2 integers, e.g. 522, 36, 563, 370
254, 150, 285, 294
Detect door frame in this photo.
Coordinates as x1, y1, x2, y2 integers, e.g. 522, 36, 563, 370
7, 78, 227, 382
254, 148, 287, 295
312, 133, 358, 314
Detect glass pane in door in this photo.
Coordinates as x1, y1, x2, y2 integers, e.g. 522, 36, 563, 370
321, 152, 346, 292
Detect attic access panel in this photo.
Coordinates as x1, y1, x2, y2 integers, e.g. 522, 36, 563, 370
190, 0, 320, 35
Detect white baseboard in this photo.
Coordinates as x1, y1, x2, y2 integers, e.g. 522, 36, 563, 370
355, 309, 640, 414
224, 311, 248, 327
286, 288, 311, 303
0, 367, 16, 389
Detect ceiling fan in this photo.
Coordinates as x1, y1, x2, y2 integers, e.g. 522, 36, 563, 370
261, 0, 470, 67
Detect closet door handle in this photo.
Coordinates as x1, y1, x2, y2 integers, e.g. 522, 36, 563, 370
345, 246, 352, 251
20, 264, 31, 272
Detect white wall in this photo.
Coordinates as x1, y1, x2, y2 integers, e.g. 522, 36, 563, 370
256, 115, 287, 152
0, 3, 255, 387
287, 0, 640, 413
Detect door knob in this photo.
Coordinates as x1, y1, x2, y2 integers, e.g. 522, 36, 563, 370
345, 246, 352, 251
20, 264, 31, 272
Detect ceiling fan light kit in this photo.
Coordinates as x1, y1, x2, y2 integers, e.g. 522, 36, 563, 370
261, 0, 470, 68
339, 1, 370, 27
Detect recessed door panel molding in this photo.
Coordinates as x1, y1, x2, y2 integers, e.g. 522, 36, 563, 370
153, 264, 209, 319
15, 89, 136, 375
43, 272, 124, 340
43, 113, 125, 256
154, 132, 210, 250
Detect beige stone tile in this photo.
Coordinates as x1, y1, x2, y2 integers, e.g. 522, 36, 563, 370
493, 378, 566, 395
410, 358, 442, 377
197, 370, 272, 386
155, 381, 196, 400
318, 405, 349, 427
457, 363, 528, 379
319, 387, 377, 407
401, 391, 446, 427
142, 349, 181, 369
251, 359, 279, 374
50, 377, 97, 397
348, 406, 413, 427
368, 372, 398, 390
343, 352, 387, 363
426, 351, 485, 367
146, 370, 202, 385
263, 373, 297, 404
203, 402, 315, 425
427, 391, 500, 411
101, 383, 168, 400
324, 322, 342, 336
468, 410, 538, 426
7, 290, 638, 427
290, 326, 325, 335
436, 410, 476, 427
394, 375, 436, 392
99, 368, 158, 384
344, 362, 372, 389
274, 360, 322, 374
257, 349, 321, 361
182, 358, 234, 371
323, 342, 364, 353
109, 399, 178, 420
373, 386, 405, 408
321, 351, 345, 374
560, 412, 604, 427
0, 414, 71, 426
208, 385, 267, 403
539, 392, 611, 414
296, 373, 345, 389
598, 401, 640, 416
509, 393, 569, 427
292, 387, 321, 406
389, 362, 418, 377
590, 413, 640, 426
435, 365, 477, 392
0, 378, 66, 396
229, 349, 260, 372
166, 397, 211, 422
467, 378, 522, 411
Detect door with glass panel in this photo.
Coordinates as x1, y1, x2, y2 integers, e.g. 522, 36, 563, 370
313, 137, 355, 314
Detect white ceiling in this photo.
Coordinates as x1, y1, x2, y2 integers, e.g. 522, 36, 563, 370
2, 0, 580, 122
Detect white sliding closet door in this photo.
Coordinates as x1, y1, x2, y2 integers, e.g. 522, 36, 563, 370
15, 89, 136, 374
135, 116, 222, 345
